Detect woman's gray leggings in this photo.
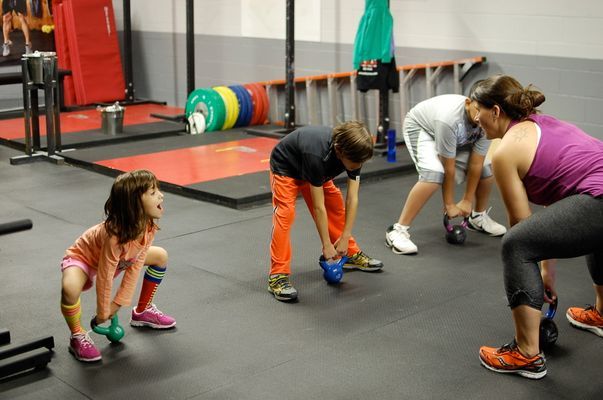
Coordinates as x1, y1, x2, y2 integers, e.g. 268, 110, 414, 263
502, 194, 603, 310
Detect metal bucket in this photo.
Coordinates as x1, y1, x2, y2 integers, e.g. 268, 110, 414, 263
23, 51, 56, 84
24, 54, 43, 84
41, 51, 57, 80
98, 102, 125, 135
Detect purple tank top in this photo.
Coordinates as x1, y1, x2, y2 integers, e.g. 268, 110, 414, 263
518, 114, 603, 206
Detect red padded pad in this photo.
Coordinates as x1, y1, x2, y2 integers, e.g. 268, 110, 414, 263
62, 0, 125, 105
53, 3, 76, 106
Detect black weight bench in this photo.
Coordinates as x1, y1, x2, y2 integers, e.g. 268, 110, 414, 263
0, 332, 55, 379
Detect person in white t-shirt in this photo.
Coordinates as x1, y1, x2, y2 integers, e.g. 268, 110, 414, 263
385, 87, 507, 255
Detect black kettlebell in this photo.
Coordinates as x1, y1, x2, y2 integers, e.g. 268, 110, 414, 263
539, 292, 558, 350
443, 214, 468, 245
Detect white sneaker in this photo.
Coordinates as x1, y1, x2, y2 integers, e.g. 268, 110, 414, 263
385, 223, 418, 254
467, 208, 507, 236
2, 43, 9, 57
24, 43, 32, 55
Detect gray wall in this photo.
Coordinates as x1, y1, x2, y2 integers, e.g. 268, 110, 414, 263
4, 0, 603, 140
3, 30, 602, 142
131, 32, 603, 140
0, 65, 22, 110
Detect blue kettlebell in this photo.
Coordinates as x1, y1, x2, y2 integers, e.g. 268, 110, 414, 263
91, 315, 125, 343
443, 213, 469, 245
319, 256, 347, 284
539, 291, 558, 350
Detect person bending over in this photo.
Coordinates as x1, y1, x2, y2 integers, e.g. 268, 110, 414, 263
472, 75, 603, 379
386, 90, 506, 255
268, 121, 384, 302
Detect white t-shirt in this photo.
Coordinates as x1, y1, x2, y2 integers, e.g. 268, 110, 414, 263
407, 94, 490, 158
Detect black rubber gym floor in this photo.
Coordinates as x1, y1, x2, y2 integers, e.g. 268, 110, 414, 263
1, 144, 601, 399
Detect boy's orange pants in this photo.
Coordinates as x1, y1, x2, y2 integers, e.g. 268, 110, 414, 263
270, 172, 360, 275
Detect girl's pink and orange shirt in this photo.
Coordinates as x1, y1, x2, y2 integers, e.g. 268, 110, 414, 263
65, 222, 157, 319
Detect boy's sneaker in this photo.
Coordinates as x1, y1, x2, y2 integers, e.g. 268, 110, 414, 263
344, 251, 383, 271
2, 43, 9, 57
69, 331, 102, 362
385, 224, 418, 254
479, 339, 546, 379
268, 274, 298, 302
467, 208, 507, 236
130, 303, 176, 329
566, 305, 603, 337
24, 43, 32, 55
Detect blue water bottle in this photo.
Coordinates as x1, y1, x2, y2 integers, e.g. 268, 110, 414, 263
387, 129, 396, 162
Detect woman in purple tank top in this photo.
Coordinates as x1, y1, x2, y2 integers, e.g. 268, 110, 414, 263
468, 74, 603, 379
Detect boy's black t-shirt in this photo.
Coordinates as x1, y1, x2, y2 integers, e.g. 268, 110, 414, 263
270, 126, 361, 187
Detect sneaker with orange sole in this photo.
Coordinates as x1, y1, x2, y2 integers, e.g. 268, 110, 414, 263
479, 339, 547, 379
566, 305, 603, 337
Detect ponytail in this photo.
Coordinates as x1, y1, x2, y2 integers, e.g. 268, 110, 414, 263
504, 84, 546, 120
471, 75, 545, 120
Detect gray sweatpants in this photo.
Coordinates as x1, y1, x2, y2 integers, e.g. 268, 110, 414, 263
502, 194, 603, 310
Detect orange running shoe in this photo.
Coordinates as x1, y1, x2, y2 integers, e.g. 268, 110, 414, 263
479, 339, 546, 379
566, 305, 603, 337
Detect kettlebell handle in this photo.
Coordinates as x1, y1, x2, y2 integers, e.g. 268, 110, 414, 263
443, 213, 469, 232
91, 315, 120, 334
543, 290, 558, 320
91, 315, 114, 328
90, 315, 101, 331
320, 255, 348, 268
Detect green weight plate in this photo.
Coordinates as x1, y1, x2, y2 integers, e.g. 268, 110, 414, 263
187, 88, 225, 132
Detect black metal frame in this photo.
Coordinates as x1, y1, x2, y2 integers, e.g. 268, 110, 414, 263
123, 0, 134, 102
120, 0, 166, 107
284, 0, 295, 132
246, 0, 296, 138
375, 0, 392, 151
186, 0, 195, 98
0, 220, 54, 380
123, 0, 194, 102
10, 55, 65, 165
148, 0, 194, 124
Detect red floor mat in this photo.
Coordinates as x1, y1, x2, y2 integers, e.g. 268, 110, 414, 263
96, 137, 277, 186
0, 104, 184, 140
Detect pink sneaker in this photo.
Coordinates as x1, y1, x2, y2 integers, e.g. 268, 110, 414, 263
130, 304, 176, 329
69, 332, 102, 362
